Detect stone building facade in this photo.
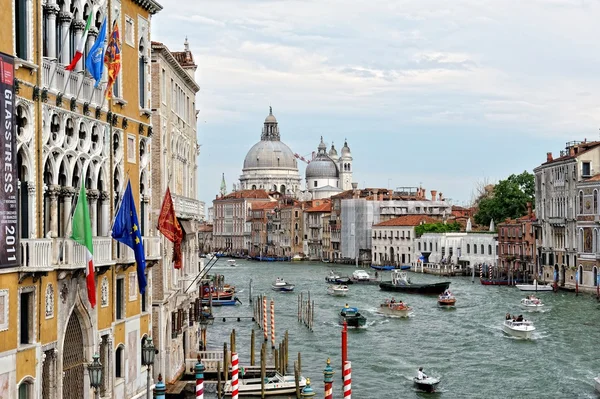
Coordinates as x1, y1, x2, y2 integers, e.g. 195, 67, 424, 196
303, 200, 331, 260
496, 204, 537, 282
0, 1, 163, 398
150, 39, 203, 383
372, 215, 437, 266
573, 175, 600, 293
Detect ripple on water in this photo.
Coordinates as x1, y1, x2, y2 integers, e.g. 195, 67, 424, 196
202, 262, 600, 399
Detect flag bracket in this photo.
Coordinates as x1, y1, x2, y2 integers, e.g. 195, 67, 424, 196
96, 265, 112, 276
41, 87, 48, 103
116, 262, 136, 273
56, 92, 63, 107
95, 106, 102, 119
70, 97, 77, 111
18, 271, 48, 284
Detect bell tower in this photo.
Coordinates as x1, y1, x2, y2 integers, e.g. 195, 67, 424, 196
339, 139, 353, 190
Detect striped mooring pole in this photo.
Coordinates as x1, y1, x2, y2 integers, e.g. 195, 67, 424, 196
231, 352, 239, 399
270, 298, 275, 349
195, 355, 205, 399
323, 358, 334, 399
343, 361, 351, 399
154, 374, 166, 399
263, 296, 268, 341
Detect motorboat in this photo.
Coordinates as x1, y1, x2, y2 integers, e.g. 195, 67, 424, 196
438, 289, 456, 306
520, 295, 544, 310
379, 271, 450, 295
227, 259, 237, 267
371, 265, 396, 271
516, 279, 554, 292
325, 270, 352, 284
413, 376, 440, 393
292, 254, 304, 261
223, 372, 306, 396
502, 318, 535, 339
202, 285, 235, 301
376, 299, 412, 318
202, 297, 242, 307
327, 284, 349, 296
339, 305, 367, 328
271, 278, 295, 292
351, 270, 371, 281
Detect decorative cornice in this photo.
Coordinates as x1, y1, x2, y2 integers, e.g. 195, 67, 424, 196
132, 0, 163, 15
151, 43, 200, 93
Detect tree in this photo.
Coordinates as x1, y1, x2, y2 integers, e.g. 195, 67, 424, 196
415, 222, 462, 237
474, 171, 534, 226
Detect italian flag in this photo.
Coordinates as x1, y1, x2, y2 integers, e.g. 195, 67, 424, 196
65, 11, 94, 71
71, 184, 96, 308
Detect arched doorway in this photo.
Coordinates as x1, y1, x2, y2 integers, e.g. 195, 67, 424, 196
560, 265, 566, 287
62, 312, 85, 399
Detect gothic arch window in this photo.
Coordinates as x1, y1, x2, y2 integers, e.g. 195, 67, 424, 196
579, 191, 584, 214
251, 185, 256, 190
595, 190, 598, 214
45, 284, 54, 319
139, 37, 147, 108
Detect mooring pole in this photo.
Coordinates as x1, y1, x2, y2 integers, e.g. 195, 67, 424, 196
250, 329, 255, 366
343, 361, 352, 399
341, 320, 348, 375
323, 358, 334, 399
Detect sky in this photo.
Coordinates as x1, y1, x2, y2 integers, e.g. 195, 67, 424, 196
152, 0, 600, 208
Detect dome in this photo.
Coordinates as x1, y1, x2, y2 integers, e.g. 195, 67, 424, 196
243, 140, 298, 170
328, 143, 338, 158
265, 106, 277, 123
341, 140, 351, 156
306, 158, 339, 179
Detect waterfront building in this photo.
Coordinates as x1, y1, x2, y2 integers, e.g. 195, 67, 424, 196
305, 137, 353, 199
574, 174, 600, 292
250, 202, 278, 257
377, 188, 451, 223
150, 39, 203, 384
197, 224, 213, 255
0, 0, 163, 397
371, 215, 438, 266
276, 198, 304, 258
212, 190, 273, 255
341, 198, 381, 263
239, 108, 302, 197
415, 232, 497, 270
303, 200, 332, 260
534, 140, 600, 286
496, 203, 537, 282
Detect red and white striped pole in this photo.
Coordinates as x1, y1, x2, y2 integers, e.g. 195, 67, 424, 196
195, 355, 205, 399
341, 321, 347, 372
270, 298, 275, 349
231, 352, 239, 399
263, 296, 268, 341
323, 358, 334, 399
343, 361, 351, 399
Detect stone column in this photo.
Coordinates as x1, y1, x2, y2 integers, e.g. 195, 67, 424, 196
87, 189, 99, 236
142, 194, 150, 238
44, 3, 60, 59
48, 185, 61, 238
71, 19, 86, 72
61, 186, 76, 236
86, 27, 98, 54
100, 191, 110, 236
27, 184, 36, 238
58, 12, 73, 64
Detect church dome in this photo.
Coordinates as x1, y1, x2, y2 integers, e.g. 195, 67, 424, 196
306, 137, 339, 179
243, 140, 297, 169
341, 140, 351, 156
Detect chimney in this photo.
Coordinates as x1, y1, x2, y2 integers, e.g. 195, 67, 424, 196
527, 202, 532, 218
438, 192, 443, 201
569, 147, 575, 156
388, 189, 393, 201
422, 188, 426, 200
431, 190, 437, 201
546, 152, 553, 162
379, 193, 384, 201
351, 182, 358, 189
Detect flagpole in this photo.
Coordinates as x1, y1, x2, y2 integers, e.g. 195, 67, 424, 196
101, 9, 121, 110
59, 179, 84, 262
109, 170, 130, 233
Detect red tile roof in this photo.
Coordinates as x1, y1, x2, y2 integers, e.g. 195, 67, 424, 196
305, 202, 332, 213
374, 215, 438, 227
251, 202, 278, 210
542, 141, 600, 165
584, 174, 600, 182
220, 190, 270, 200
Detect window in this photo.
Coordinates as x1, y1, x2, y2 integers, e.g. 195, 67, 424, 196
407, 231, 410, 239
20, 291, 33, 345
161, 69, 166, 102
116, 278, 124, 320
295, 211, 299, 218
474, 245, 477, 254
579, 191, 584, 214
138, 39, 147, 108
481, 244, 484, 254
15, 0, 29, 60
595, 190, 598, 214
583, 162, 591, 177
314, 181, 317, 188
18, 381, 31, 399
127, 134, 136, 163
141, 290, 147, 312
115, 346, 124, 378
125, 16, 134, 46
488, 245, 492, 255
466, 244, 470, 254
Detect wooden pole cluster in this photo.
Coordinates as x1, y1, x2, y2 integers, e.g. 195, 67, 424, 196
260, 342, 266, 398
297, 292, 314, 330
270, 298, 276, 349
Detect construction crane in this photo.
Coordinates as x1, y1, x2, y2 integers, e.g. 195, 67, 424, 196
294, 153, 312, 164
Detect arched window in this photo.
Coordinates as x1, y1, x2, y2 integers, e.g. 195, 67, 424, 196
116, 345, 125, 378
488, 245, 492, 255
595, 190, 598, 214
481, 244, 484, 254
251, 185, 256, 190
579, 191, 584, 214
280, 185, 286, 194
273, 185, 277, 192
474, 245, 477, 254
466, 244, 470, 254
18, 378, 33, 399
139, 38, 147, 108
578, 265, 583, 284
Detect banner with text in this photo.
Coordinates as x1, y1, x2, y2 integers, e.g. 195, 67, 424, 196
0, 53, 19, 267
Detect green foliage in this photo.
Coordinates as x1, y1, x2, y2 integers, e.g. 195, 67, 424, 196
415, 222, 462, 237
474, 171, 535, 226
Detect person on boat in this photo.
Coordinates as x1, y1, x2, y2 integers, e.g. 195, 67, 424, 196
417, 367, 427, 380
375, 271, 379, 278
505, 313, 511, 320
391, 297, 396, 304
516, 315, 524, 322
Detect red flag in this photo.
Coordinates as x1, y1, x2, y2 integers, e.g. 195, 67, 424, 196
158, 188, 183, 269
104, 19, 122, 100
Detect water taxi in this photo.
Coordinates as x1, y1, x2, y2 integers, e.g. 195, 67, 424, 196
223, 372, 306, 396
520, 295, 544, 310
271, 278, 295, 292
327, 284, 349, 296
438, 289, 456, 306
376, 299, 412, 318
502, 318, 535, 339
339, 305, 367, 328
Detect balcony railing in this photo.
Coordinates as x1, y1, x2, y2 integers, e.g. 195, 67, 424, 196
19, 235, 160, 270
42, 58, 106, 107
172, 193, 204, 220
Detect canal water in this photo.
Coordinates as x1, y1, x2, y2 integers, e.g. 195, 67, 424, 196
203, 259, 600, 398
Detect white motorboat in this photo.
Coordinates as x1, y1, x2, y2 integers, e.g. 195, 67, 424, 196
327, 284, 349, 296
291, 254, 303, 262
515, 280, 553, 292
502, 319, 535, 339
594, 376, 600, 393
271, 278, 295, 292
227, 259, 237, 267
352, 270, 370, 281
325, 270, 351, 284
223, 372, 306, 396
376, 299, 412, 318
413, 376, 440, 393
520, 295, 544, 310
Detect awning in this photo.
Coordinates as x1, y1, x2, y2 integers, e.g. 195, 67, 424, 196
178, 219, 194, 236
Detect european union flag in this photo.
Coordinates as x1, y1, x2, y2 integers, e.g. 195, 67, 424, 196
112, 180, 147, 294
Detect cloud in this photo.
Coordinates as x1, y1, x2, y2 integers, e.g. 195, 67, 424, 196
152, 0, 600, 206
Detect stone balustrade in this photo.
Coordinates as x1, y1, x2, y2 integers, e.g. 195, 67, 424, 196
172, 193, 204, 220
42, 58, 106, 106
